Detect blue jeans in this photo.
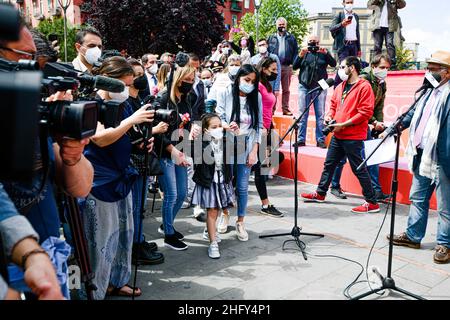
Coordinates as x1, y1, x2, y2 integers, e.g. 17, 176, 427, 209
158, 158, 188, 236
235, 164, 251, 217
331, 129, 382, 192
132, 175, 149, 244
297, 84, 326, 144
406, 163, 450, 247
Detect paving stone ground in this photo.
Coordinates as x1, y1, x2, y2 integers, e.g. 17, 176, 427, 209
115, 176, 450, 301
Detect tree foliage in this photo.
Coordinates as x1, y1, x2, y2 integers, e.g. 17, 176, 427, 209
37, 17, 78, 62
239, 0, 308, 43
81, 0, 225, 58
396, 46, 415, 70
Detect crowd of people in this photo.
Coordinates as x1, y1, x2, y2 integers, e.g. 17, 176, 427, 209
0, 0, 449, 301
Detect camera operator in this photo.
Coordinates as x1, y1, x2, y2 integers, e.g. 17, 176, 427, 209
0, 184, 63, 300
153, 65, 196, 251
126, 58, 166, 266
82, 56, 155, 299
301, 57, 380, 214
292, 35, 337, 149
72, 27, 103, 74
0, 20, 93, 247
331, 54, 392, 201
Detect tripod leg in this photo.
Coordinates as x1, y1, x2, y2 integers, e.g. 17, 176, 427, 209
392, 287, 427, 300
260, 232, 293, 239
299, 232, 325, 238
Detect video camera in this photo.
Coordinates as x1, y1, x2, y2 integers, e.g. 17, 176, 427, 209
128, 95, 177, 146
307, 42, 320, 53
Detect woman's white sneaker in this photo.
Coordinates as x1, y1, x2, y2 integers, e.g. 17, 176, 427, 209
217, 213, 230, 234
236, 222, 249, 242
208, 241, 221, 259
202, 227, 221, 243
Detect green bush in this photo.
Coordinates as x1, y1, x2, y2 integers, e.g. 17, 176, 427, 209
37, 18, 79, 62
237, 0, 308, 43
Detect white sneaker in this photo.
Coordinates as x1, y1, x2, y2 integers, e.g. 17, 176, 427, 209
208, 241, 221, 259
193, 205, 205, 217
202, 227, 221, 243
236, 222, 249, 242
217, 213, 230, 234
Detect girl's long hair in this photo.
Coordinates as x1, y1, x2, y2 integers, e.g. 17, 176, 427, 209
257, 57, 276, 93
231, 64, 260, 130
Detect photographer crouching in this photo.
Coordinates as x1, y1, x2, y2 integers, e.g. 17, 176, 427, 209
301, 57, 380, 214
0, 16, 93, 298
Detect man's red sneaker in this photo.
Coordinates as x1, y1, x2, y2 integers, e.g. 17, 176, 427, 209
301, 192, 326, 203
351, 202, 380, 214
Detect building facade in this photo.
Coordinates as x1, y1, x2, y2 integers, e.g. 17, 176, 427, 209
306, 7, 418, 64
1, 0, 83, 27
217, 0, 254, 36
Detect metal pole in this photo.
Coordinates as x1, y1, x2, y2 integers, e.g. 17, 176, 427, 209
58, 0, 71, 63
256, 8, 259, 42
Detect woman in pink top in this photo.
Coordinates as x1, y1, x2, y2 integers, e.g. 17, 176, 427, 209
253, 57, 285, 217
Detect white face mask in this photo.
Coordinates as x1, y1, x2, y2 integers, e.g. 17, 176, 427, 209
258, 46, 268, 54
148, 63, 158, 75
228, 66, 240, 77
338, 68, 349, 81
109, 86, 130, 103
344, 4, 353, 12
83, 46, 102, 65
208, 127, 223, 140
222, 48, 231, 55
202, 79, 212, 87
374, 69, 388, 80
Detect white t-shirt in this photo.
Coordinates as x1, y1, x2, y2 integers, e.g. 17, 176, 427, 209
345, 12, 358, 41
238, 96, 252, 135
380, 1, 389, 28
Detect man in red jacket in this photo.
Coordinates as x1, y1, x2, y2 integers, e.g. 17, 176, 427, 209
301, 56, 380, 213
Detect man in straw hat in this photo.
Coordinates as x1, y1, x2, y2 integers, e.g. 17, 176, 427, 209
389, 50, 450, 264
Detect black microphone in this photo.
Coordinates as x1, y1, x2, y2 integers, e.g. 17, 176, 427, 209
306, 78, 335, 95
43, 62, 125, 93
175, 52, 190, 68
415, 72, 442, 93
78, 74, 125, 93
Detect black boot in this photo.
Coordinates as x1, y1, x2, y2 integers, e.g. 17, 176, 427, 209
132, 243, 164, 265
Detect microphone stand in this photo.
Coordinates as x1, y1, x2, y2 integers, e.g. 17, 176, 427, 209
351, 89, 430, 300
259, 90, 325, 261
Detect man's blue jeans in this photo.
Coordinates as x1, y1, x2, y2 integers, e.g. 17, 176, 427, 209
297, 84, 327, 144
406, 162, 450, 247
235, 164, 251, 217
132, 175, 149, 244
158, 158, 188, 236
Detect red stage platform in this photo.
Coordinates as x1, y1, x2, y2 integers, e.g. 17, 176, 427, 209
272, 71, 437, 209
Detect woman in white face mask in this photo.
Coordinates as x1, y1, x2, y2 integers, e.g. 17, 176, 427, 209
82, 56, 155, 299
207, 54, 242, 102
215, 64, 263, 241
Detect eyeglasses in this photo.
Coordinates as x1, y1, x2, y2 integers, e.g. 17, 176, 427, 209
426, 67, 446, 72
0, 46, 36, 60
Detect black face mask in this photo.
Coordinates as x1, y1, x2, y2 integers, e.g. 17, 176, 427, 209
267, 72, 278, 82
179, 81, 194, 95
133, 75, 149, 91
278, 27, 286, 33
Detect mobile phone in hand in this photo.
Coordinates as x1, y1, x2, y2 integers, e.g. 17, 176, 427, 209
48, 33, 58, 42
347, 15, 353, 22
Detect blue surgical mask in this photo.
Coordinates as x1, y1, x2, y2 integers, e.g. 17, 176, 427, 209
239, 81, 255, 94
